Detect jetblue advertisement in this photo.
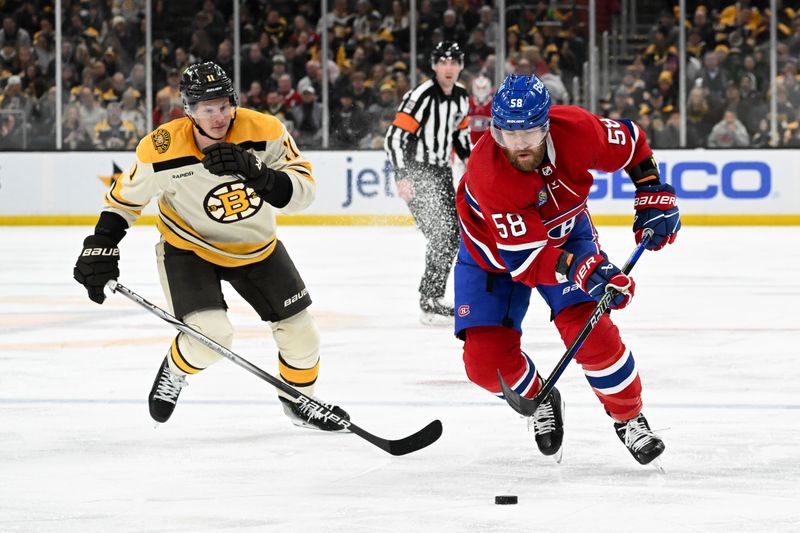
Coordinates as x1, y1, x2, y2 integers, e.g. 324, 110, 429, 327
0, 150, 797, 221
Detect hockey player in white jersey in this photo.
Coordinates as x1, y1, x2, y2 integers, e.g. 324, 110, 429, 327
73, 62, 348, 431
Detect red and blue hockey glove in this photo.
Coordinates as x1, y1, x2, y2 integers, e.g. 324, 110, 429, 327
557, 251, 635, 310
633, 183, 681, 251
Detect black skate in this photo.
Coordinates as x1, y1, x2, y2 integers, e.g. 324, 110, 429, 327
279, 397, 351, 432
420, 297, 454, 326
527, 386, 565, 462
148, 357, 187, 423
614, 413, 665, 466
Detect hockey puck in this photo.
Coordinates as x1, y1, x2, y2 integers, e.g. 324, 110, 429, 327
494, 495, 518, 505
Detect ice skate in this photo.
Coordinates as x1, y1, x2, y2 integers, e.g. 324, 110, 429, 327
279, 397, 351, 432
148, 357, 187, 423
419, 297, 454, 326
527, 386, 565, 463
614, 413, 665, 467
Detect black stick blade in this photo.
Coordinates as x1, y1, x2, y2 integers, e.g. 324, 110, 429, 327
497, 370, 542, 416
387, 419, 443, 456
351, 419, 443, 456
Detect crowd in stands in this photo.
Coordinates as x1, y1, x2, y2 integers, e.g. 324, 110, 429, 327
0, 0, 798, 151
608, 1, 800, 148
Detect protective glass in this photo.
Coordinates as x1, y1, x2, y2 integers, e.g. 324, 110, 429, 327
490, 122, 549, 149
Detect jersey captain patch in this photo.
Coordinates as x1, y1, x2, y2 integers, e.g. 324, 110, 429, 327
204, 181, 263, 223
152, 129, 172, 154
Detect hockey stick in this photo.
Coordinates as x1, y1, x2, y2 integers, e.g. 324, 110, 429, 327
497, 230, 653, 417
105, 280, 442, 456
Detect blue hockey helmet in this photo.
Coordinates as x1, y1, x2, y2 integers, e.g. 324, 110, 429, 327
491, 74, 551, 148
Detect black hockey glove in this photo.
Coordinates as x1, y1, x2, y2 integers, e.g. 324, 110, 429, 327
73, 235, 120, 304
201, 142, 276, 193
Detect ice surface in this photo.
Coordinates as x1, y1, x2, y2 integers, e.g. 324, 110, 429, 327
1, 225, 799, 532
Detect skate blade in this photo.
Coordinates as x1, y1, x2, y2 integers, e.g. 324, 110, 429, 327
553, 446, 564, 464
650, 458, 666, 474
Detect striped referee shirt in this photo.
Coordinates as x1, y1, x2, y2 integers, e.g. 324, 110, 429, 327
384, 79, 472, 172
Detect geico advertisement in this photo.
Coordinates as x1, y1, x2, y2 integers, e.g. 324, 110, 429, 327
0, 150, 797, 216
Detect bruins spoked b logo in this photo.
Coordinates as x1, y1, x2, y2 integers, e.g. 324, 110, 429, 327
204, 181, 263, 223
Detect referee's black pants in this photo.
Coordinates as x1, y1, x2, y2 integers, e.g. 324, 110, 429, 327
406, 163, 459, 302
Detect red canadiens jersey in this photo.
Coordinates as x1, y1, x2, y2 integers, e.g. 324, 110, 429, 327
456, 105, 653, 288
468, 97, 492, 146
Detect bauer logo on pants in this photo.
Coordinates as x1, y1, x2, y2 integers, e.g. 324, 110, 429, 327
284, 288, 308, 307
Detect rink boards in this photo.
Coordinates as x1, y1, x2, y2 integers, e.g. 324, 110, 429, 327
0, 149, 797, 225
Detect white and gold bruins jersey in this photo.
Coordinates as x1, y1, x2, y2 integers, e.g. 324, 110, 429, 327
103, 108, 314, 267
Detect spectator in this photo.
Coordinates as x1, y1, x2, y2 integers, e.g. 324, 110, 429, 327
29, 85, 56, 148
245, 80, 265, 111
265, 54, 288, 92
216, 39, 234, 75
1, 75, 31, 116
292, 85, 322, 148
477, 6, 498, 44
0, 15, 32, 49
93, 101, 137, 150
297, 59, 322, 95
653, 112, 681, 148
783, 109, 800, 147
127, 63, 147, 94
321, 0, 354, 45
32, 17, 55, 72
156, 68, 182, 110
242, 44, 270, 89
750, 117, 772, 148
277, 73, 302, 109
0, 109, 23, 149
695, 51, 729, 110
383, 0, 409, 35
351, 0, 374, 42
330, 88, 370, 148
264, 89, 294, 129
463, 26, 494, 73
263, 8, 288, 48
120, 87, 146, 137
437, 9, 467, 48
152, 91, 183, 127
1, 42, 18, 73
367, 81, 398, 121
708, 109, 750, 148
350, 70, 375, 110
104, 72, 129, 103
62, 103, 91, 149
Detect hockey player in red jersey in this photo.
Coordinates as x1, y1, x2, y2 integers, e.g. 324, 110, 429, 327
454, 74, 681, 466
467, 75, 493, 146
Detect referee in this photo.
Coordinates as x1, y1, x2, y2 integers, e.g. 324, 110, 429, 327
384, 41, 471, 325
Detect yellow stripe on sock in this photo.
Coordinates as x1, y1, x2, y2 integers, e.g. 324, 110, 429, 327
278, 354, 319, 387
170, 336, 203, 374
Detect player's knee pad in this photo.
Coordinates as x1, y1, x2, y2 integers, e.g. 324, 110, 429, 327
463, 326, 533, 395
170, 308, 234, 373
272, 309, 320, 369
272, 310, 320, 396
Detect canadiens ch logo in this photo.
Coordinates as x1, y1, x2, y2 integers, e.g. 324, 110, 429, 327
151, 128, 171, 154
204, 181, 263, 223
458, 305, 470, 317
